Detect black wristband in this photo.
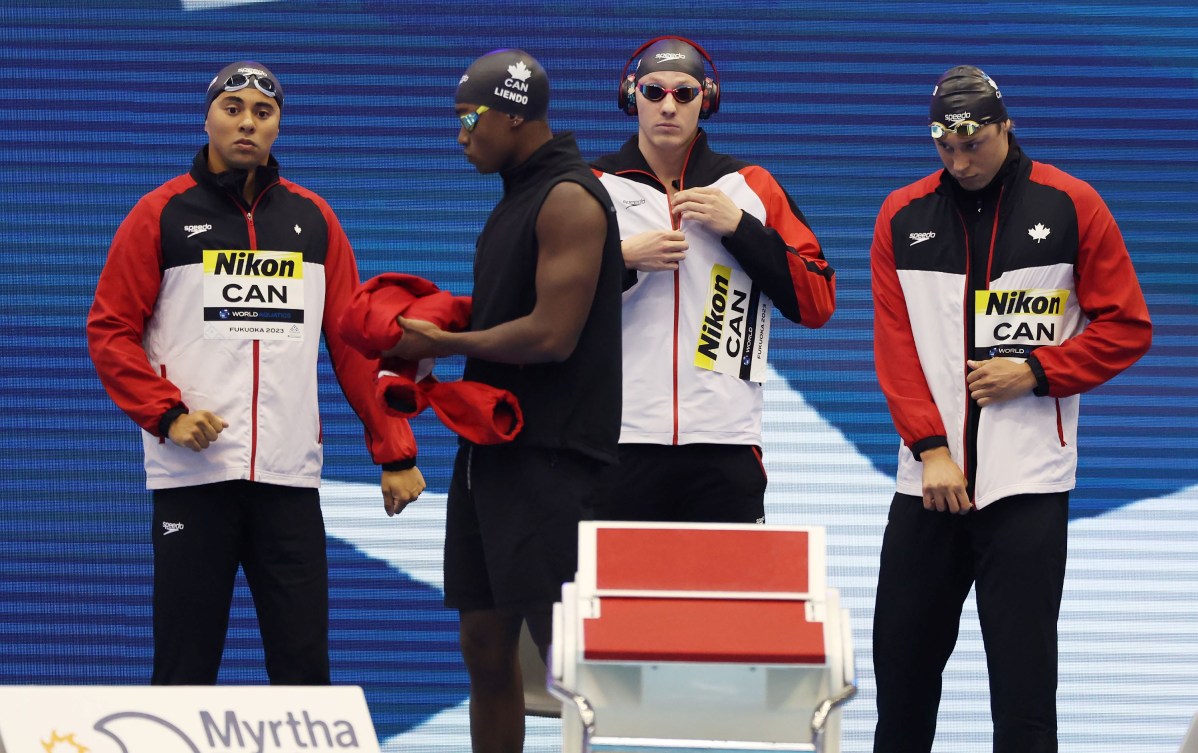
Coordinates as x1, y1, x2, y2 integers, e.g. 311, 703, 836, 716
911, 435, 949, 461
157, 405, 188, 439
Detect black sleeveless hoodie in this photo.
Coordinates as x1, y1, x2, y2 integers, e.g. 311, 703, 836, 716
464, 133, 623, 463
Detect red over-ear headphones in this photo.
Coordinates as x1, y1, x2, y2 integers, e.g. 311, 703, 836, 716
618, 35, 721, 120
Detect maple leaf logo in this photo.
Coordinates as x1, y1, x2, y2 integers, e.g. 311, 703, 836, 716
1028, 223, 1051, 243
507, 61, 532, 82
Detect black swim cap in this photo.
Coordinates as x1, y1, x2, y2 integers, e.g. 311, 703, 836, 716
206, 61, 283, 113
930, 65, 1007, 126
455, 49, 549, 121
632, 38, 706, 84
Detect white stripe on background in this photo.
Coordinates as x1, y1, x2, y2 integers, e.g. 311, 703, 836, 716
181, 0, 280, 10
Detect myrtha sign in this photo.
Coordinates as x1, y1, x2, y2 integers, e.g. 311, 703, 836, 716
0, 686, 381, 753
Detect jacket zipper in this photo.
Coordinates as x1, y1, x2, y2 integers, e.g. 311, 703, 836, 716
957, 187, 1005, 500
670, 139, 704, 440
159, 361, 168, 440
669, 140, 701, 445
670, 179, 683, 447
616, 160, 689, 446
955, 208, 973, 490
239, 181, 277, 482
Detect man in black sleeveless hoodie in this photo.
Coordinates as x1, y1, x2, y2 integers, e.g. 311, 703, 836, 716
385, 49, 623, 753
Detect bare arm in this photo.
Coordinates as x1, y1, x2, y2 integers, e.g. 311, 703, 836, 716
389, 181, 608, 364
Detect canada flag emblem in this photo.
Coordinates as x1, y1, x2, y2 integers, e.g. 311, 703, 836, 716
507, 61, 532, 82
1028, 223, 1051, 243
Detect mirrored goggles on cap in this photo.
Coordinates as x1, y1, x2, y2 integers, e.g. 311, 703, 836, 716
221, 73, 278, 99
459, 105, 490, 132
929, 120, 990, 139
638, 83, 701, 104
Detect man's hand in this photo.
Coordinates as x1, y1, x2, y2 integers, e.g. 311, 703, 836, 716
382, 466, 426, 517
384, 317, 449, 361
920, 446, 971, 514
966, 358, 1037, 407
167, 410, 228, 452
621, 229, 689, 272
671, 186, 743, 236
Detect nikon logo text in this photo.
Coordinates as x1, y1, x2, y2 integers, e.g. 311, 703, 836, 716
213, 251, 297, 278
984, 290, 1063, 316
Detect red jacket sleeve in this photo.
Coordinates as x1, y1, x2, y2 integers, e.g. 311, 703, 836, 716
724, 166, 835, 327
86, 188, 186, 436
871, 192, 948, 455
1026, 166, 1152, 396
311, 194, 418, 467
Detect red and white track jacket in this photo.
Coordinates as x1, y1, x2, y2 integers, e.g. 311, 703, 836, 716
87, 149, 416, 490
592, 132, 835, 447
872, 149, 1151, 508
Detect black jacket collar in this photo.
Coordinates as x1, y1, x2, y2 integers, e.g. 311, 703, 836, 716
190, 146, 281, 207
499, 132, 582, 194
591, 129, 737, 192
941, 134, 1029, 208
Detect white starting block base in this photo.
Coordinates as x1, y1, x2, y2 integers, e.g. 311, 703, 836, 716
549, 522, 856, 753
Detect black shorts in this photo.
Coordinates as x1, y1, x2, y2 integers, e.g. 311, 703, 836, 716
591, 443, 767, 523
443, 443, 602, 613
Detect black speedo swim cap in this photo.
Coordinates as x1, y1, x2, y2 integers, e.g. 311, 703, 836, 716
930, 65, 1008, 127
455, 49, 549, 121
206, 61, 283, 113
633, 38, 706, 84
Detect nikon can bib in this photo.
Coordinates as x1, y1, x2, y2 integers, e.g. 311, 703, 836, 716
975, 288, 1068, 359
202, 250, 305, 341
693, 263, 772, 383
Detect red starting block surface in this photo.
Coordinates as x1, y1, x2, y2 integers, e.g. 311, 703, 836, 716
552, 524, 854, 753
582, 596, 827, 664
592, 526, 816, 596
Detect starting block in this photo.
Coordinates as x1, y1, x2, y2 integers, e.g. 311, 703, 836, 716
548, 522, 855, 753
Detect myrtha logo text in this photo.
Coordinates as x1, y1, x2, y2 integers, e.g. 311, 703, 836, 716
202, 709, 361, 750
63, 709, 363, 752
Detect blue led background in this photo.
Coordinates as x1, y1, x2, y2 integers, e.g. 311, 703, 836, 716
1, 1, 1195, 751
